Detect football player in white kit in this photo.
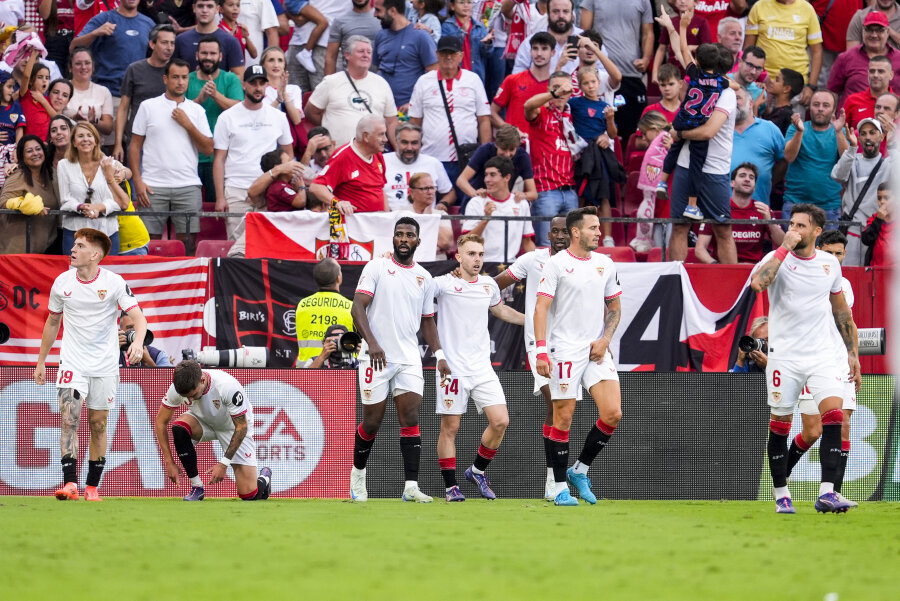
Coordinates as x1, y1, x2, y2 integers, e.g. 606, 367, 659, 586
34, 229, 148, 502
750, 205, 861, 514
785, 230, 860, 506
350, 217, 451, 503
494, 215, 569, 499
154, 360, 272, 501
434, 234, 526, 501
534, 207, 624, 506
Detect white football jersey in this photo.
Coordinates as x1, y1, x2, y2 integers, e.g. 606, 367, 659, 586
537, 250, 622, 356
47, 268, 139, 377
434, 274, 502, 376
505, 248, 552, 346
462, 194, 535, 262
163, 369, 250, 432
356, 256, 435, 366
754, 250, 844, 362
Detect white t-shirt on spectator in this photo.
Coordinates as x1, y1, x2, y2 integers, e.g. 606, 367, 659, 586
213, 102, 293, 189
307, 71, 398, 147
383, 151, 452, 210
131, 94, 212, 188
676, 87, 737, 175
237, 0, 279, 66
64, 83, 115, 146
462, 192, 535, 262
264, 84, 304, 114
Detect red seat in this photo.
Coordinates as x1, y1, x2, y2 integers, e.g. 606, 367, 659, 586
626, 150, 645, 173
195, 239, 235, 258
148, 239, 186, 257
609, 207, 627, 246
198, 202, 227, 243
595, 246, 636, 262
613, 136, 624, 167
645, 247, 663, 262
685, 247, 699, 263
623, 172, 643, 218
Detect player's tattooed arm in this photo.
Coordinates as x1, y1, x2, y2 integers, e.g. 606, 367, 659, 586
831, 292, 861, 388
58, 388, 82, 459
223, 414, 248, 460
603, 296, 622, 337
750, 257, 783, 292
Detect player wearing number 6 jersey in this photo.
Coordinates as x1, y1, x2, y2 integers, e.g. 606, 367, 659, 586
750, 205, 861, 514
34, 229, 148, 502
350, 217, 451, 503
534, 207, 624, 506
434, 234, 525, 502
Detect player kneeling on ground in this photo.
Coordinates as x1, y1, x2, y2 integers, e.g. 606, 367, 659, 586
435, 234, 525, 501
154, 360, 272, 501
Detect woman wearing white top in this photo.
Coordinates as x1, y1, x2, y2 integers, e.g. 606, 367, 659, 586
260, 46, 304, 129
63, 48, 115, 146
57, 122, 130, 255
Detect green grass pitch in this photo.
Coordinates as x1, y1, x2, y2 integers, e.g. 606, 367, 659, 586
3, 497, 899, 601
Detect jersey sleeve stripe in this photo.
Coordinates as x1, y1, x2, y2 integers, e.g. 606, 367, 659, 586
505, 268, 521, 282
537, 292, 553, 299
120, 304, 139, 313
522, 232, 535, 238
713, 107, 729, 115
356, 289, 374, 297
830, 290, 842, 295
490, 300, 503, 307
233, 409, 247, 417
422, 312, 435, 317
605, 291, 623, 300
48, 309, 62, 315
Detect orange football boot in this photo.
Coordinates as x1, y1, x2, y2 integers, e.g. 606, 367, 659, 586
54, 482, 79, 500
84, 486, 103, 502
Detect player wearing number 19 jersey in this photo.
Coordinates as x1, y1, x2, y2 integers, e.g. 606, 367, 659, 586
534, 207, 624, 506
750, 205, 860, 514
349, 217, 452, 503
434, 234, 525, 501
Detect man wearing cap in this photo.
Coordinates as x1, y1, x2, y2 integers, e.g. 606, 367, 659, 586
212, 64, 294, 238
846, 0, 900, 51
829, 12, 900, 108
408, 35, 492, 206
843, 54, 895, 129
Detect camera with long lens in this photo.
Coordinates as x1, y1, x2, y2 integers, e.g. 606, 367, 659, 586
330, 331, 362, 367
121, 329, 153, 351
738, 335, 767, 355
180, 347, 268, 368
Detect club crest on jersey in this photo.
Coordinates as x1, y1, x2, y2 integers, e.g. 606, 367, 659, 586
212, 398, 221, 410
443, 398, 454, 409
363, 389, 373, 400
416, 276, 424, 287
483, 285, 491, 295
513, 207, 520, 216
559, 383, 569, 394
771, 392, 782, 402
823, 265, 831, 275
596, 266, 605, 275
97, 289, 107, 300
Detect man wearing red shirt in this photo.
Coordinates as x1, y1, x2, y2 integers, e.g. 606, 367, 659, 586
695, 163, 785, 263
829, 12, 900, 107
491, 32, 555, 135
310, 114, 389, 214
75, 0, 120, 36
843, 55, 894, 128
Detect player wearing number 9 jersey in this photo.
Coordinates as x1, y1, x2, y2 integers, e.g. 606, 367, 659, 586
34, 229, 148, 502
750, 205, 860, 514
349, 217, 451, 503
534, 207, 624, 507
433, 234, 525, 502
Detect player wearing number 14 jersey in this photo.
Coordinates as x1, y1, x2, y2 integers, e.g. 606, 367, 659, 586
534, 207, 624, 506
434, 234, 525, 502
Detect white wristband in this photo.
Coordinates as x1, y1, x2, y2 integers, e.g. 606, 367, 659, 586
433, 349, 446, 362
219, 457, 231, 467
536, 345, 547, 355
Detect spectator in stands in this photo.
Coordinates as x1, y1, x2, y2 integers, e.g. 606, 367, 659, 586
843, 54, 895, 129
441, 0, 490, 83
457, 125, 537, 203
118, 312, 172, 367
668, 65, 738, 263
641, 63, 680, 124
831, 117, 893, 265
383, 122, 455, 211
303, 125, 335, 175
294, 258, 353, 368
57, 122, 130, 254
718, 16, 744, 66
260, 46, 304, 131
71, 0, 155, 100
783, 90, 847, 223
0, 135, 59, 254
47, 79, 73, 116
130, 59, 214, 245
829, 12, 900, 108
860, 182, 894, 266
731, 87, 786, 205
234, 0, 279, 66
44, 2, 75, 74
174, 0, 245, 77
408, 35, 491, 205
187, 35, 244, 210
570, 32, 622, 105
762, 68, 803, 134
64, 48, 114, 148
372, 0, 438, 110
19, 55, 55, 139
846, 0, 900, 51
695, 163, 785, 264
875, 91, 900, 142
410, 0, 443, 43
462, 155, 535, 262
213, 64, 293, 238
513, 0, 582, 77
729, 46, 768, 114
46, 115, 74, 168
492, 32, 554, 134
652, 0, 712, 81
745, 0, 822, 106
406, 171, 455, 257
523, 71, 577, 246
286, 0, 339, 93
326, 0, 380, 75
692, 0, 745, 44
113, 23, 176, 162
74, 0, 116, 39
0, 71, 25, 175
730, 316, 768, 373
310, 114, 389, 214
305, 36, 398, 149
581, 0, 654, 142
258, 148, 307, 211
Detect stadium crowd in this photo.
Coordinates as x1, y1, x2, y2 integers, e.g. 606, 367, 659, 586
0, 0, 896, 267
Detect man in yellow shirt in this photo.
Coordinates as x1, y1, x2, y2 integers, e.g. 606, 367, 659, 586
745, 0, 823, 105
295, 258, 354, 365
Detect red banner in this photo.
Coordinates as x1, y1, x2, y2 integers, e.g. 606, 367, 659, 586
0, 367, 355, 498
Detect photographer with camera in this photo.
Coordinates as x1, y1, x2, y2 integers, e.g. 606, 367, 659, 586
730, 316, 769, 373
299, 324, 361, 369
118, 312, 171, 367
295, 257, 354, 367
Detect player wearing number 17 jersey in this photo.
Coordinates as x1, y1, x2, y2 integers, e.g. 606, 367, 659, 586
350, 217, 452, 503
750, 205, 861, 514
534, 207, 624, 506
434, 234, 525, 502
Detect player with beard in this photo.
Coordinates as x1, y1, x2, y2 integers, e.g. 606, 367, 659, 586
433, 234, 525, 501
534, 207, 624, 506
750, 204, 861, 514
494, 216, 569, 499
350, 217, 451, 503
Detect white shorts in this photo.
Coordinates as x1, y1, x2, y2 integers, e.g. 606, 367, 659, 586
766, 358, 846, 417
358, 355, 424, 405
797, 381, 857, 415
187, 407, 257, 467
527, 346, 550, 396
56, 366, 117, 411
549, 350, 619, 401
435, 369, 506, 415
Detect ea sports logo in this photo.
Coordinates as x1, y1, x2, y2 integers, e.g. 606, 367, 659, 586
247, 381, 325, 493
